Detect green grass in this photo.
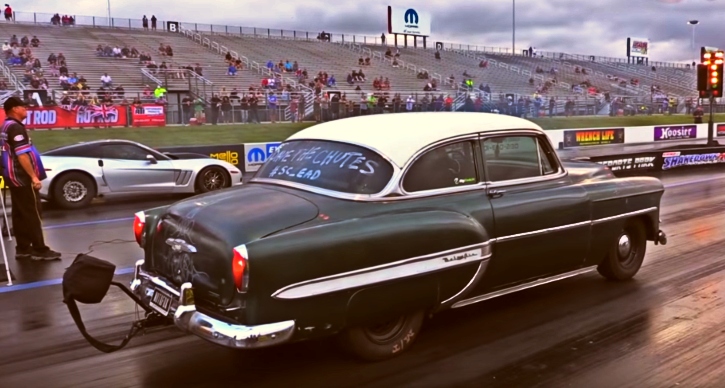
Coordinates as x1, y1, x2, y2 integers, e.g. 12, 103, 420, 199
28, 114, 723, 152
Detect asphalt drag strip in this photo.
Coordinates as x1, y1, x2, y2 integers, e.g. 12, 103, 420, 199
0, 172, 724, 386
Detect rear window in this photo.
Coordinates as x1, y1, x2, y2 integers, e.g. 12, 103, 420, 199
254, 140, 395, 195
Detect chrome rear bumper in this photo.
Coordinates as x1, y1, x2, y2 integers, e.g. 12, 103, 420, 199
129, 260, 295, 349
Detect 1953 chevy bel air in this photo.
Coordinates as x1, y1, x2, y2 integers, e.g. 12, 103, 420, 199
125, 112, 667, 361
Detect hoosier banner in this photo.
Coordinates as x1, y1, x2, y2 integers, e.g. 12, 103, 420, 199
0, 105, 128, 129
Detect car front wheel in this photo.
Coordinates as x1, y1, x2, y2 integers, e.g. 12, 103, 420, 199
195, 166, 229, 193
336, 309, 425, 361
597, 218, 647, 281
52, 172, 96, 209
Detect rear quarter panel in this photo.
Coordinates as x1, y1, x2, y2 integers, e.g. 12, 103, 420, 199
579, 175, 665, 267
40, 156, 106, 198
242, 208, 492, 338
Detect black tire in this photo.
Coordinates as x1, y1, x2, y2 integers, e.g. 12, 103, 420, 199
337, 310, 425, 362
51, 172, 96, 209
597, 218, 647, 281
195, 166, 229, 193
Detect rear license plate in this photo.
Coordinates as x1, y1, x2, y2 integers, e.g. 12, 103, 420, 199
150, 288, 173, 315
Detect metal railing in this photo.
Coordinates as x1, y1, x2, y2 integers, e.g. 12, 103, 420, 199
4, 10, 691, 70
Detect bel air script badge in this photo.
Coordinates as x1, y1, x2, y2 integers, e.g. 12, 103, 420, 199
166, 238, 197, 253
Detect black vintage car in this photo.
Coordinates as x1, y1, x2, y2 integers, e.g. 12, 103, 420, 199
126, 112, 667, 361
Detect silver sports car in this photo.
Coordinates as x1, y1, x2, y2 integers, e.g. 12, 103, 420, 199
40, 139, 243, 209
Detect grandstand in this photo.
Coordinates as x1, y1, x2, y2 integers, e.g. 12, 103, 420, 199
0, 10, 699, 122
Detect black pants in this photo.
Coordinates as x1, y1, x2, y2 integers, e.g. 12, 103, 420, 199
9, 185, 48, 253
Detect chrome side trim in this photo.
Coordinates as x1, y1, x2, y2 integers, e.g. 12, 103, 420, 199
591, 207, 658, 225
439, 259, 490, 308
271, 242, 493, 300
269, 206, 658, 301
496, 220, 591, 242
450, 266, 598, 309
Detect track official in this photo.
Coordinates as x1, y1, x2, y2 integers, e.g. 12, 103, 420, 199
1, 97, 60, 261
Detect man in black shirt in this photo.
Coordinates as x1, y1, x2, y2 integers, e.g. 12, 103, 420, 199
1, 97, 61, 261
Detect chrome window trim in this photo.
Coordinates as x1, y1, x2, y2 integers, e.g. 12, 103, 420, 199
479, 131, 569, 188
247, 129, 570, 202
398, 135, 482, 196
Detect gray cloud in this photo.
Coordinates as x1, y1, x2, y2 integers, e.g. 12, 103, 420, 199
10, 0, 725, 62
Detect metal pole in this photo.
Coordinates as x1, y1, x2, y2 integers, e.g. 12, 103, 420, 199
692, 25, 695, 50
708, 94, 716, 145
512, 0, 515, 54
107, 0, 111, 26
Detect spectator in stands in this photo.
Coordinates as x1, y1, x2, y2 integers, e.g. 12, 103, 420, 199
30, 36, 39, 47
327, 75, 336, 87
435, 51, 441, 60
130, 47, 139, 58
9, 34, 17, 46
158, 43, 167, 56
146, 61, 158, 73
112, 46, 122, 57
101, 73, 112, 87
220, 95, 232, 123
194, 63, 203, 77
142, 15, 149, 30
151, 15, 157, 31
392, 58, 399, 68
20, 35, 28, 47
51, 13, 60, 25
227, 63, 237, 76
3, 4, 11, 21
382, 77, 390, 90
385, 48, 392, 58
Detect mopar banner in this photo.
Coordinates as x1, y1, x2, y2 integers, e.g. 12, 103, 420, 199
653, 125, 697, 141
131, 104, 166, 127
563, 128, 624, 147
661, 149, 725, 170
0, 105, 127, 129
244, 142, 282, 172
157, 144, 246, 168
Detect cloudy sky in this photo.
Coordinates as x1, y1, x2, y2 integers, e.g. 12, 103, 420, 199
11, 0, 725, 62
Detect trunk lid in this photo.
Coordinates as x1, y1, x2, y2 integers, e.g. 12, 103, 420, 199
148, 184, 319, 306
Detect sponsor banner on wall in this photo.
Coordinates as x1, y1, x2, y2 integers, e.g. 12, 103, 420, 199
626, 37, 649, 58
244, 142, 282, 172
661, 149, 725, 170
0, 105, 127, 129
717, 124, 725, 137
563, 128, 624, 147
653, 125, 697, 141
588, 153, 660, 173
157, 144, 246, 168
132, 104, 166, 127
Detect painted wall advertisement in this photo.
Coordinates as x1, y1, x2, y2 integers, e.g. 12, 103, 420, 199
653, 125, 697, 141
563, 128, 625, 147
131, 104, 166, 127
243, 142, 282, 172
0, 105, 127, 129
158, 144, 246, 168
661, 150, 725, 170
717, 124, 725, 137
591, 155, 658, 172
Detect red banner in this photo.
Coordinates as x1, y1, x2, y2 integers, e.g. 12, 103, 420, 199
131, 104, 166, 127
0, 105, 128, 129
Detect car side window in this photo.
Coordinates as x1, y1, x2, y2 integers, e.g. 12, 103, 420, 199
403, 141, 478, 193
482, 135, 557, 182
101, 144, 151, 161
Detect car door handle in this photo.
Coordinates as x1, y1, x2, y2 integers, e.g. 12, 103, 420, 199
98, 159, 104, 167
487, 189, 505, 198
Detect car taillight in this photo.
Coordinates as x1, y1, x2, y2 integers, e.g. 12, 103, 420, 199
232, 245, 249, 293
133, 211, 146, 246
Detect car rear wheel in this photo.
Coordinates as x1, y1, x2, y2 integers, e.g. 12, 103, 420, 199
337, 309, 425, 361
52, 172, 96, 209
195, 166, 229, 193
597, 218, 647, 281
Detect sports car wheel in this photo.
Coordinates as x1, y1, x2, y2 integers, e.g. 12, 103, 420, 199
52, 172, 96, 209
337, 309, 425, 361
597, 218, 647, 281
196, 166, 229, 193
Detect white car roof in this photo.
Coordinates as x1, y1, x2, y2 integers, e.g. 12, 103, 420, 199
286, 112, 546, 167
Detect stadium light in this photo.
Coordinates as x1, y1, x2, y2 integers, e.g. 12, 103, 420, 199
687, 20, 699, 50
512, 0, 515, 54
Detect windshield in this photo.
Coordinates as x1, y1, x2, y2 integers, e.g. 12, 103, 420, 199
254, 140, 395, 195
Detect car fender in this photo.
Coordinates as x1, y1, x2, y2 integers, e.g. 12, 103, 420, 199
40, 156, 107, 199
244, 209, 492, 330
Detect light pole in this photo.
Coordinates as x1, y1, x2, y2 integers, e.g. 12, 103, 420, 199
107, 0, 112, 26
688, 20, 699, 50
512, 0, 516, 54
